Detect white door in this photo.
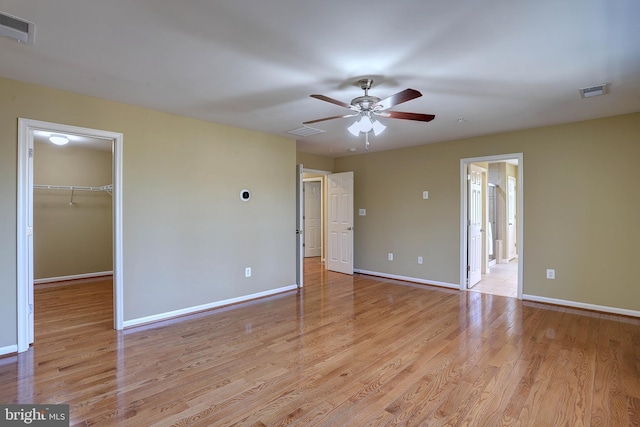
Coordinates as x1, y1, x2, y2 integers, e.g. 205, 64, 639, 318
507, 176, 517, 260
327, 172, 354, 275
295, 165, 304, 288
303, 180, 322, 257
468, 165, 483, 287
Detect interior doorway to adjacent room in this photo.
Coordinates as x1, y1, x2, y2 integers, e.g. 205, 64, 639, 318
461, 154, 523, 299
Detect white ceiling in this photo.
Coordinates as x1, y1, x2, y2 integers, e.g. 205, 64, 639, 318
1, 1, 639, 157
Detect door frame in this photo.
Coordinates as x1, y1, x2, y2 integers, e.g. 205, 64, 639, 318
17, 118, 124, 352
296, 167, 331, 286
460, 153, 523, 299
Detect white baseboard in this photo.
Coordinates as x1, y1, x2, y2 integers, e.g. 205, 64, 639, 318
34, 271, 113, 284
354, 269, 460, 290
123, 284, 299, 329
0, 344, 18, 356
522, 294, 640, 318
355, 271, 640, 317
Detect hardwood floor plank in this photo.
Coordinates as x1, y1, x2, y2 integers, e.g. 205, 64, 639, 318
1, 260, 640, 426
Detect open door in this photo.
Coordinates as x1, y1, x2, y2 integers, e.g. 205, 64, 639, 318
327, 171, 354, 275
467, 164, 483, 288
303, 180, 322, 257
296, 164, 303, 288
507, 176, 517, 260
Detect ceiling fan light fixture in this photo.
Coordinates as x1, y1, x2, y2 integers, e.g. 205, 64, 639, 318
347, 120, 361, 136
371, 119, 386, 136
49, 135, 69, 145
357, 116, 373, 133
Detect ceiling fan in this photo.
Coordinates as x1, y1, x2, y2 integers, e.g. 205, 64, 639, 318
304, 78, 435, 141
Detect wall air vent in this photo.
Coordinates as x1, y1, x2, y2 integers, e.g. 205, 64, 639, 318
0, 12, 35, 45
286, 125, 326, 138
579, 84, 608, 98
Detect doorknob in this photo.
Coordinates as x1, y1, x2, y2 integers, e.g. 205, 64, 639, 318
347, 227, 354, 231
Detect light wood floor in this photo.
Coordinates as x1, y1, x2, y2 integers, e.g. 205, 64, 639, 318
1, 259, 639, 426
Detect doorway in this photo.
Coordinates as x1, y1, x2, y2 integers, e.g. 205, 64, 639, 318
17, 119, 123, 353
460, 154, 523, 299
296, 167, 354, 286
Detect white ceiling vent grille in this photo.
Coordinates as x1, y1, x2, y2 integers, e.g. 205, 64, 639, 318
286, 125, 326, 137
0, 12, 35, 45
579, 84, 608, 98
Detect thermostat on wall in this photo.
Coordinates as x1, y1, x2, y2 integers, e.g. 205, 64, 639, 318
240, 189, 251, 202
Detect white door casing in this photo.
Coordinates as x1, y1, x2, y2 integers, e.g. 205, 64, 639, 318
296, 164, 304, 288
507, 176, 517, 261
303, 180, 322, 257
460, 154, 524, 300
468, 165, 483, 288
17, 119, 124, 353
327, 172, 354, 275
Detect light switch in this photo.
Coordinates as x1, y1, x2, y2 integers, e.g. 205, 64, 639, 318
359, 209, 366, 216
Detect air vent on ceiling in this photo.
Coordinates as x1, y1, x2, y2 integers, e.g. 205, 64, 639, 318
286, 125, 327, 138
579, 84, 608, 98
0, 12, 35, 45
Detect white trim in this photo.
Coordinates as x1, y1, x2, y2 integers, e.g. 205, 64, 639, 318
0, 345, 18, 356
123, 285, 298, 328
354, 269, 460, 289
16, 120, 30, 353
17, 118, 124, 353
302, 167, 331, 273
302, 168, 331, 175
523, 294, 640, 318
460, 153, 524, 299
34, 271, 113, 284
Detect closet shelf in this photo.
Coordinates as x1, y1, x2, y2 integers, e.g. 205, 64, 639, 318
34, 184, 113, 195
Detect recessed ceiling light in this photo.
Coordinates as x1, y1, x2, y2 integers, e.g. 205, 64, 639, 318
49, 135, 69, 145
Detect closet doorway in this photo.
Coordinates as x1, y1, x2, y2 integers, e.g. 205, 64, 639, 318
302, 169, 329, 272
17, 119, 123, 353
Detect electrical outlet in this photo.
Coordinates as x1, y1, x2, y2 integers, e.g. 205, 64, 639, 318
388, 253, 393, 261
418, 256, 423, 264
245, 267, 252, 277
546, 269, 555, 279
422, 191, 429, 199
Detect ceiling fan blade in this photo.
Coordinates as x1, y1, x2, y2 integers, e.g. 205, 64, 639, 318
303, 113, 358, 125
310, 94, 353, 109
374, 88, 422, 110
379, 111, 435, 122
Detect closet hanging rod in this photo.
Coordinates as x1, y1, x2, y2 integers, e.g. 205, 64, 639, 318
33, 184, 113, 195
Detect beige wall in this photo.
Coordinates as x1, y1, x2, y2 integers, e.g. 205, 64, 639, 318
1, 75, 638, 350
296, 151, 334, 172
335, 113, 640, 312
0, 77, 296, 348
33, 142, 113, 279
